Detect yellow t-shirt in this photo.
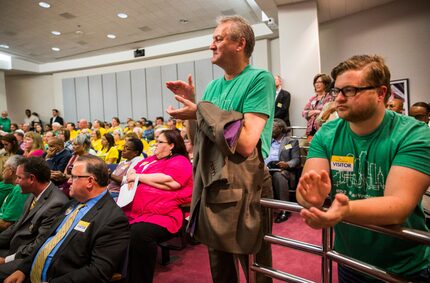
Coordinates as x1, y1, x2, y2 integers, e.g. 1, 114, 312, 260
97, 147, 119, 163
70, 130, 78, 140
115, 139, 125, 151
91, 139, 102, 152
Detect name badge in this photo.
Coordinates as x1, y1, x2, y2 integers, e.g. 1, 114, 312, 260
284, 144, 292, 150
277, 102, 283, 108
74, 221, 90, 232
331, 155, 354, 172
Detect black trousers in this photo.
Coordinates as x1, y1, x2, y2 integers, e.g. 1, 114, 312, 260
128, 222, 174, 283
0, 248, 23, 281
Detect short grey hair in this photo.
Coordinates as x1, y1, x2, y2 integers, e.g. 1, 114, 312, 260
5, 155, 25, 169
216, 15, 255, 58
73, 133, 91, 149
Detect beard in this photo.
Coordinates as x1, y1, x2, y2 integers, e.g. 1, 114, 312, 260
337, 102, 378, 123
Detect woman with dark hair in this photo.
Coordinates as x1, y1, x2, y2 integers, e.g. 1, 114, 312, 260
107, 138, 144, 200
123, 129, 192, 283
302, 73, 334, 141
96, 133, 119, 164
1, 134, 24, 156
9, 123, 19, 132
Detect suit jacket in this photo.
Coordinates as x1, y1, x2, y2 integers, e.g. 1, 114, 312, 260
46, 149, 73, 173
49, 116, 64, 126
277, 135, 300, 169
189, 101, 268, 254
274, 89, 291, 126
19, 191, 130, 283
0, 183, 68, 259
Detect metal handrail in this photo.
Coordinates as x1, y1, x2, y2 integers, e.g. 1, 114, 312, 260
254, 198, 430, 282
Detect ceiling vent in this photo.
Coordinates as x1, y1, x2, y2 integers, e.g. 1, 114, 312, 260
139, 26, 152, 32
60, 12, 77, 19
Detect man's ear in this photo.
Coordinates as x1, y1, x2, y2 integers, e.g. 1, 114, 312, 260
236, 37, 246, 52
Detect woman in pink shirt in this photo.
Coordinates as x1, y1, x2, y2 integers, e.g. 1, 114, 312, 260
22, 132, 44, 157
123, 129, 193, 283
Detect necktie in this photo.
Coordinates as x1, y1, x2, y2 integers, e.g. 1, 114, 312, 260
30, 204, 85, 283
29, 198, 37, 210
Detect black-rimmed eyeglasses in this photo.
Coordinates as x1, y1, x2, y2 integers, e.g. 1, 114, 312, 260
331, 86, 377, 98
70, 174, 92, 180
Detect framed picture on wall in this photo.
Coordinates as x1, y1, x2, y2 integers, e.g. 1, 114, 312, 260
389, 78, 409, 115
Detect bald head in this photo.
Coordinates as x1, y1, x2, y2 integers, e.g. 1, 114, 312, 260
387, 98, 404, 114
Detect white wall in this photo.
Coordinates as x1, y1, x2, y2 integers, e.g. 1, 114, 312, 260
5, 75, 54, 123
320, 0, 430, 105
0, 72, 7, 112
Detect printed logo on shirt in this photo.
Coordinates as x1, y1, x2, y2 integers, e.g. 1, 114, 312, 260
277, 102, 283, 108
74, 221, 90, 232
284, 144, 292, 150
331, 155, 354, 172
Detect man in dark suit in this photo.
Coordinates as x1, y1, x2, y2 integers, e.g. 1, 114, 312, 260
0, 157, 68, 280
49, 109, 64, 126
5, 155, 129, 283
44, 137, 72, 185
265, 119, 300, 222
274, 75, 291, 127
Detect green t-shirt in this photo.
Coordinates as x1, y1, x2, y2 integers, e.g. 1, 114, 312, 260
308, 110, 430, 275
202, 65, 275, 158
0, 185, 29, 222
0, 182, 14, 208
0, 117, 11, 132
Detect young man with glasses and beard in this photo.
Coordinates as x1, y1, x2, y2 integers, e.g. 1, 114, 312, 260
297, 55, 430, 282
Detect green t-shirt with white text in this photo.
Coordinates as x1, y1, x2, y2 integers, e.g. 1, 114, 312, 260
308, 110, 430, 276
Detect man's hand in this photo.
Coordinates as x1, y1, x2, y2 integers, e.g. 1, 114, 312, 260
276, 161, 289, 169
166, 96, 197, 120
4, 270, 26, 283
166, 74, 195, 102
50, 170, 65, 181
0, 257, 5, 264
300, 193, 350, 229
297, 170, 331, 208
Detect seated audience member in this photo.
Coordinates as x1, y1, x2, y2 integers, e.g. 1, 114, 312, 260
387, 97, 404, 114
58, 129, 73, 152
0, 156, 29, 232
297, 55, 430, 282
9, 124, 18, 133
154, 116, 165, 129
109, 117, 122, 134
21, 124, 30, 134
143, 121, 154, 141
76, 119, 91, 135
45, 137, 72, 184
90, 130, 102, 152
92, 119, 106, 136
113, 129, 125, 151
23, 110, 39, 131
13, 131, 24, 152
42, 131, 54, 150
265, 119, 300, 223
123, 130, 193, 283
107, 138, 144, 199
51, 122, 62, 136
302, 73, 334, 141
5, 155, 130, 283
52, 134, 93, 196
124, 120, 136, 134
33, 123, 44, 135
22, 132, 44, 157
316, 101, 338, 127
43, 124, 52, 133
125, 131, 148, 156
0, 157, 68, 280
184, 135, 193, 162
66, 122, 78, 140
409, 102, 430, 124
1, 135, 24, 157
97, 133, 119, 164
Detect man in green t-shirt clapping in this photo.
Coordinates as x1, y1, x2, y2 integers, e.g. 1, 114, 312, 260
297, 55, 430, 282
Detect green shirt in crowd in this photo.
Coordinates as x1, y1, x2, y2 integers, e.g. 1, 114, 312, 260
308, 110, 430, 276
202, 64, 275, 158
0, 184, 29, 222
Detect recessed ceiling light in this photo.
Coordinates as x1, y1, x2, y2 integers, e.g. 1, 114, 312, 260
51, 47, 60, 52
38, 2, 50, 8
117, 12, 128, 19
51, 31, 61, 36
179, 19, 189, 24
107, 34, 116, 39
0, 44, 9, 49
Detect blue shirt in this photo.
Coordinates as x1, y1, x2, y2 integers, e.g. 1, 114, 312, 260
264, 139, 281, 165
33, 190, 107, 282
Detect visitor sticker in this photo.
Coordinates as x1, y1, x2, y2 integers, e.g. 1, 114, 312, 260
331, 156, 354, 172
